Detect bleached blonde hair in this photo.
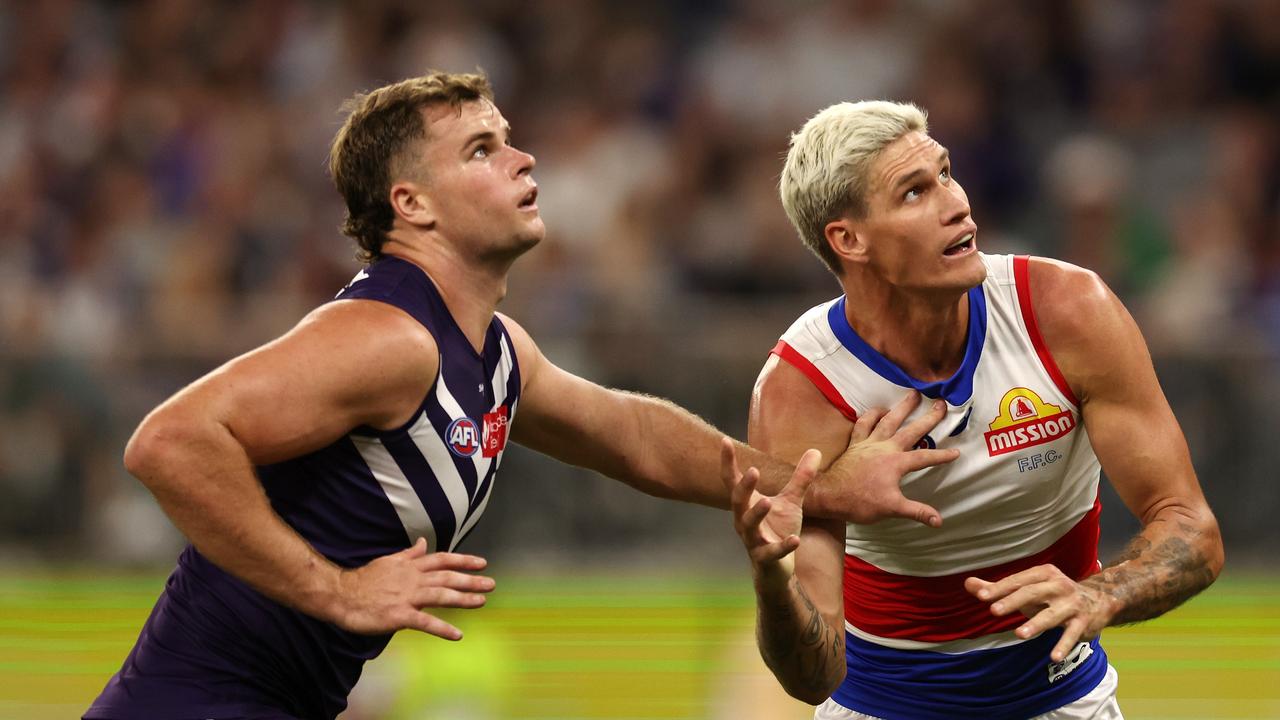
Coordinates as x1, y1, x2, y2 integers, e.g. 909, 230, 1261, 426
780, 100, 928, 275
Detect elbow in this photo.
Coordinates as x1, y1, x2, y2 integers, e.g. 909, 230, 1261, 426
1201, 511, 1225, 583
123, 408, 194, 491
784, 666, 846, 706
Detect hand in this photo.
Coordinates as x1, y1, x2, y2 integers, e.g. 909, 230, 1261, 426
820, 392, 959, 527
721, 438, 820, 576
332, 537, 495, 639
965, 565, 1117, 662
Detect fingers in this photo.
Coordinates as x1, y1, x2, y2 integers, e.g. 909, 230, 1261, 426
990, 583, 1053, 618
402, 609, 465, 641
739, 482, 772, 531
414, 585, 490, 610
402, 536, 429, 558
896, 398, 948, 448
850, 407, 888, 443
1049, 617, 1087, 662
419, 552, 488, 572
900, 447, 960, 473
719, 437, 743, 491
894, 497, 942, 528
870, 392, 923, 441
730, 465, 760, 516
750, 535, 802, 564
424, 570, 497, 594
964, 576, 992, 598
1014, 599, 1065, 639
780, 448, 821, 504
967, 566, 1052, 603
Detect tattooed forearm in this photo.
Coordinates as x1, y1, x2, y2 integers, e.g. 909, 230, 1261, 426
1084, 519, 1220, 626
756, 577, 843, 703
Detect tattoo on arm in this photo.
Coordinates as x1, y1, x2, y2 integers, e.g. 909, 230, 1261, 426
757, 578, 842, 699
1085, 520, 1217, 625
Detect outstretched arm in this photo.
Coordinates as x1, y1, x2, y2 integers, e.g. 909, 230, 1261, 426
966, 258, 1224, 661
502, 313, 956, 524
125, 300, 494, 639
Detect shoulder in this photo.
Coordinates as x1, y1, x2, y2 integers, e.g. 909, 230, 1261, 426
495, 311, 536, 360
1026, 256, 1129, 344
1026, 257, 1144, 401
750, 355, 854, 458
297, 298, 440, 383
495, 312, 543, 389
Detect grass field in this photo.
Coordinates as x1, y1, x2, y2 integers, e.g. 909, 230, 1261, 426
1, 569, 1276, 720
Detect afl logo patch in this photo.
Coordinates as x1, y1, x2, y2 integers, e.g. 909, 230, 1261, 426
446, 417, 481, 457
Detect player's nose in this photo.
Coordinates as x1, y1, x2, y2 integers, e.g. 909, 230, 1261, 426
512, 147, 535, 177
942, 180, 971, 225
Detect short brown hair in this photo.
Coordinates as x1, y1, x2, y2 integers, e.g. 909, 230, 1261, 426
329, 70, 493, 262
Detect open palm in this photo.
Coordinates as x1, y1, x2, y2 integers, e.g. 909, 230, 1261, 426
721, 439, 820, 568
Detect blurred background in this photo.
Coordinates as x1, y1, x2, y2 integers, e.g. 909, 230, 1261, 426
0, 0, 1276, 718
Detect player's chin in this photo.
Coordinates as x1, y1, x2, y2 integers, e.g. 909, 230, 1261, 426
939, 251, 986, 289
516, 221, 545, 250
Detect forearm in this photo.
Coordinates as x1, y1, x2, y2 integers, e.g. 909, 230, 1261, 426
126, 415, 344, 621
753, 562, 845, 704
1083, 507, 1223, 626
621, 392, 810, 509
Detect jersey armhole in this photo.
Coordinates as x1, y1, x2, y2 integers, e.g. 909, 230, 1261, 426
770, 340, 859, 422
1013, 255, 1081, 406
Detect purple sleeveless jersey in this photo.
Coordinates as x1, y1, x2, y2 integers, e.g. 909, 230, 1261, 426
85, 256, 521, 720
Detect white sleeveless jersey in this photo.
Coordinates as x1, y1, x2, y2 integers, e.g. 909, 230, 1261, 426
773, 254, 1110, 719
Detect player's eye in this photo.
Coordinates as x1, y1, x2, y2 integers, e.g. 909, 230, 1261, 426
940, 167, 950, 182
471, 145, 488, 159
904, 187, 922, 201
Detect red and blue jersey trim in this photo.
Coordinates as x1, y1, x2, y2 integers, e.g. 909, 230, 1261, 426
770, 340, 858, 422
842, 497, 1102, 642
1013, 255, 1079, 407
826, 286, 988, 407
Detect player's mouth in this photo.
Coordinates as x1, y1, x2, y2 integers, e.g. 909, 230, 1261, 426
518, 185, 538, 212
943, 228, 977, 257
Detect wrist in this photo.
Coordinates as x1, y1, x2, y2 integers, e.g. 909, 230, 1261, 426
302, 557, 347, 623
1081, 571, 1125, 627
803, 473, 828, 518
753, 555, 796, 597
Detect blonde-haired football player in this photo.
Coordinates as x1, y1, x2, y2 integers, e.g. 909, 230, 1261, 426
723, 100, 1222, 719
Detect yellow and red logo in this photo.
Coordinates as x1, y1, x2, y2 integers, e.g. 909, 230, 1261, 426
984, 387, 1075, 456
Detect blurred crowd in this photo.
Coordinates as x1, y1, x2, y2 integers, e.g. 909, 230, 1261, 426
0, 0, 1277, 564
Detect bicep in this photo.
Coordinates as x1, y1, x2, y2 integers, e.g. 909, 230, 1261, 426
1079, 336, 1209, 525
509, 357, 637, 473
162, 301, 438, 465
1031, 259, 1211, 525
500, 312, 637, 474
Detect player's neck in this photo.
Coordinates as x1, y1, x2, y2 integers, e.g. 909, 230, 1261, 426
382, 240, 510, 354
840, 280, 970, 383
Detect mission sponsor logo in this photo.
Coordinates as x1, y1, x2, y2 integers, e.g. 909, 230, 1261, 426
984, 387, 1075, 457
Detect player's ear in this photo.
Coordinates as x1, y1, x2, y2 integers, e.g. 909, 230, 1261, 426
825, 217, 869, 266
390, 180, 438, 230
